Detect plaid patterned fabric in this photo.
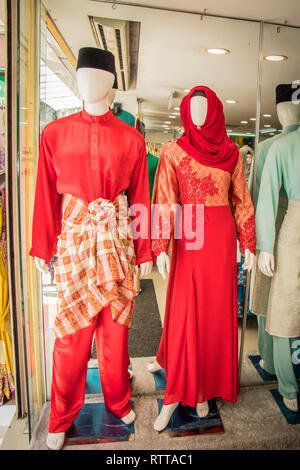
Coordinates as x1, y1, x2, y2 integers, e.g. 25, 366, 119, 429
53, 193, 136, 338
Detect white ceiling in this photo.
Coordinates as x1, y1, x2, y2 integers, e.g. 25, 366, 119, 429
104, 0, 300, 27
44, 0, 300, 138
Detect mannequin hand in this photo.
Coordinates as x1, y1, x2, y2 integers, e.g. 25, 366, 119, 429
139, 261, 153, 279
242, 249, 255, 272
34, 257, 48, 274
258, 251, 275, 277
156, 252, 170, 280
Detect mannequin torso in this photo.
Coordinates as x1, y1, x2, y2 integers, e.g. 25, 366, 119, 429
156, 94, 254, 279
34, 67, 152, 278
258, 101, 300, 276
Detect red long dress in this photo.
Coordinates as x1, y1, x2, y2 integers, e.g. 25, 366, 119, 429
152, 142, 256, 407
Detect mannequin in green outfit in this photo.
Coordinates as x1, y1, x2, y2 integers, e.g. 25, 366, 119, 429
254, 83, 300, 413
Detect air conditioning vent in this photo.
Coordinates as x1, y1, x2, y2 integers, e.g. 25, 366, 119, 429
98, 24, 108, 50
89, 16, 140, 91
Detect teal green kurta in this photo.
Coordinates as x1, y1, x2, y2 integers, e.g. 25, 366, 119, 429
116, 110, 135, 127
147, 152, 159, 201
256, 127, 300, 254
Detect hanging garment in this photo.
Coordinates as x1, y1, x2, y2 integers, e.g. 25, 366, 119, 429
48, 304, 131, 433
152, 142, 256, 406
115, 109, 135, 128
0, 202, 14, 405
256, 128, 300, 337
53, 193, 136, 338
29, 107, 152, 267
147, 152, 159, 201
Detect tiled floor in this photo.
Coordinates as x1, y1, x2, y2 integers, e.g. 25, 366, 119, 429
1, 266, 264, 450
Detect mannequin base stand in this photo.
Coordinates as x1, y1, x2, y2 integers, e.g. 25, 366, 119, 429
260, 359, 299, 412
148, 361, 210, 431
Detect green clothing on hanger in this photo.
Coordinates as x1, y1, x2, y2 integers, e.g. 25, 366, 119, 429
116, 110, 135, 127
147, 152, 159, 201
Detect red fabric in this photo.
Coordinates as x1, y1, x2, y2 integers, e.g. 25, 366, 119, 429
29, 108, 152, 266
156, 206, 239, 406
176, 86, 239, 174
48, 305, 131, 433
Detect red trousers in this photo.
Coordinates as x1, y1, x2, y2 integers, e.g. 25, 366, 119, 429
48, 305, 131, 433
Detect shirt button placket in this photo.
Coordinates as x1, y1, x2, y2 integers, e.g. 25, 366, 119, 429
90, 121, 98, 170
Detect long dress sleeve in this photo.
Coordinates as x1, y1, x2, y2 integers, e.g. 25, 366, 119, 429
230, 153, 256, 254
151, 146, 179, 258
255, 145, 283, 255
127, 140, 153, 265
29, 130, 62, 264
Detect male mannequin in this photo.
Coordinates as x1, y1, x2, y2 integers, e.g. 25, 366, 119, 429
31, 48, 152, 450
255, 83, 300, 413
250, 84, 300, 409
149, 88, 255, 431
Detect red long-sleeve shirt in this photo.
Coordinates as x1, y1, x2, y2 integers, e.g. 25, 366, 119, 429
29, 107, 152, 265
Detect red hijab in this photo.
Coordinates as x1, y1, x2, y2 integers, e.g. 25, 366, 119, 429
176, 86, 239, 173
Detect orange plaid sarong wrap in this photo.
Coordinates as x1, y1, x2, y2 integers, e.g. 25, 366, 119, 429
53, 193, 136, 338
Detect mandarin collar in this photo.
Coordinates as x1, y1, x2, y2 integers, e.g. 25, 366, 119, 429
282, 123, 300, 133
81, 107, 113, 123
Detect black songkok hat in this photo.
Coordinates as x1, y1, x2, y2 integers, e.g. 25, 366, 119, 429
276, 83, 300, 104
76, 47, 118, 89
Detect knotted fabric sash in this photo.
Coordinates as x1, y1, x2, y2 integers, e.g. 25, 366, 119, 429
54, 193, 136, 338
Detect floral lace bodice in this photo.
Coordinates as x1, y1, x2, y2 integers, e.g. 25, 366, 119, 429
152, 141, 256, 257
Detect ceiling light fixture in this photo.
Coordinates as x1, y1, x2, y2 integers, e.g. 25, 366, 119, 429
225, 100, 237, 104
264, 55, 288, 62
206, 48, 230, 55
264, 124, 271, 127
263, 114, 272, 117
241, 121, 248, 124
250, 118, 256, 121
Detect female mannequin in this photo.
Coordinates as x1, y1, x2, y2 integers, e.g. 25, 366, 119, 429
149, 86, 255, 431
30, 48, 152, 449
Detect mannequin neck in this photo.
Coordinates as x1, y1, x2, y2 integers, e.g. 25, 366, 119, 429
83, 99, 109, 116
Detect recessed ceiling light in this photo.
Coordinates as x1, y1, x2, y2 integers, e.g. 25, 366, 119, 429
250, 118, 256, 121
264, 55, 288, 62
263, 114, 272, 117
206, 48, 230, 55
264, 124, 271, 127
225, 100, 237, 104
241, 121, 248, 124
